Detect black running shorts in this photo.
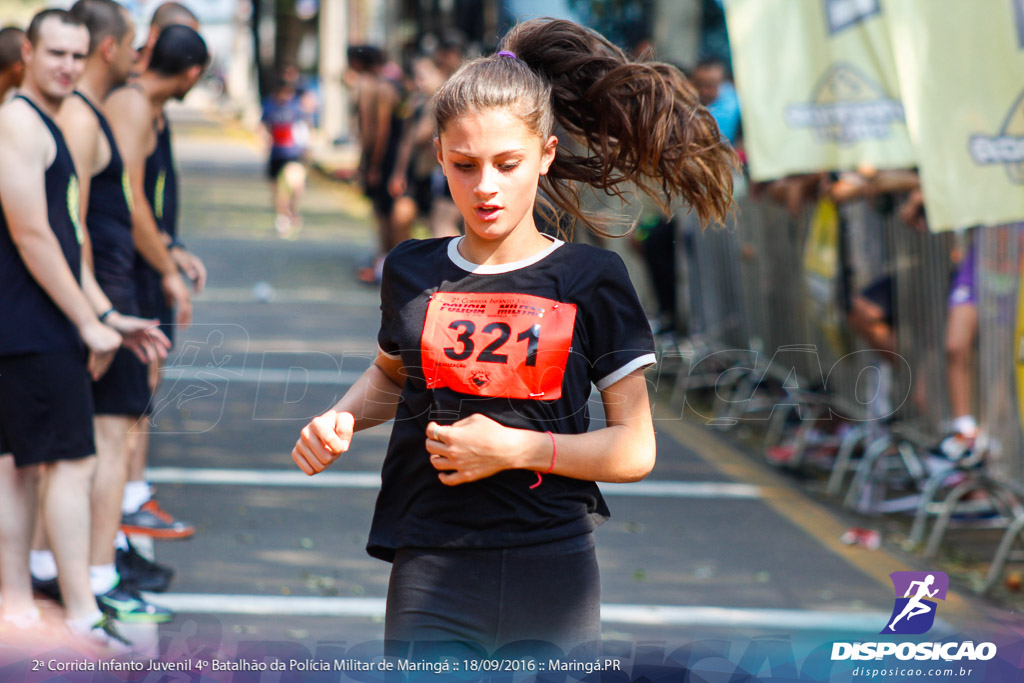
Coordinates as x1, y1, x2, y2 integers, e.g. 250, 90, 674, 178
384, 533, 600, 657
93, 346, 151, 416
0, 351, 96, 467
268, 155, 303, 180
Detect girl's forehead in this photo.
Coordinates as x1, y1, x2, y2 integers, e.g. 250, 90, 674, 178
440, 107, 541, 144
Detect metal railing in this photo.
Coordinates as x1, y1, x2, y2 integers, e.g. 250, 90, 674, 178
665, 183, 1024, 593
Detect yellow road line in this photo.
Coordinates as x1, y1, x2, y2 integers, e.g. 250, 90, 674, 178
653, 413, 979, 627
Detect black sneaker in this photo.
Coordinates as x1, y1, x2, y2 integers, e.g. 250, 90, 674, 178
96, 580, 173, 623
31, 575, 62, 603
116, 541, 174, 593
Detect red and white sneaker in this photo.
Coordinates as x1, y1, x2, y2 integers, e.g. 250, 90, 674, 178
121, 499, 195, 539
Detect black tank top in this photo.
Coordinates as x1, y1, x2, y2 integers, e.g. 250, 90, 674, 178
75, 91, 135, 307
144, 114, 178, 238
0, 95, 85, 356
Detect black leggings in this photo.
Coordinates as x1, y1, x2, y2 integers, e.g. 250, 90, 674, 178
385, 533, 600, 659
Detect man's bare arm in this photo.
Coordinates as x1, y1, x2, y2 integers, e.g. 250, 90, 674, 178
105, 88, 192, 328
0, 102, 121, 378
57, 95, 101, 224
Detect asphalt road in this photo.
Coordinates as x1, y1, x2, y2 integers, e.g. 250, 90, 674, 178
9, 109, 1022, 682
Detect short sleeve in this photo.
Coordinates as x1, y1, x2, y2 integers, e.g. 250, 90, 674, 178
583, 253, 657, 389
376, 252, 402, 360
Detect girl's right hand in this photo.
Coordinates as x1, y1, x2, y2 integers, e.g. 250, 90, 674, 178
292, 409, 355, 475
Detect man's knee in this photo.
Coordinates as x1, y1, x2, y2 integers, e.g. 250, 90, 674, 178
3, 460, 43, 487
42, 455, 97, 486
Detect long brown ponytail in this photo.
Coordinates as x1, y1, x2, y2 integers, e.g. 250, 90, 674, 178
432, 18, 737, 237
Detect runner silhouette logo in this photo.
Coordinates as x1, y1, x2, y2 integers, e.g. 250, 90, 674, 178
883, 571, 948, 635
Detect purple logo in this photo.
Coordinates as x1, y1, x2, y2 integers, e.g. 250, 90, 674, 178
882, 571, 948, 635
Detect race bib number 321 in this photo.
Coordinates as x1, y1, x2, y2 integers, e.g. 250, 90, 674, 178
420, 292, 577, 400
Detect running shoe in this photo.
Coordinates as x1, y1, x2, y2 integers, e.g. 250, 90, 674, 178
96, 581, 174, 623
937, 432, 975, 463
116, 541, 174, 593
31, 574, 62, 602
275, 213, 291, 237
121, 499, 195, 539
79, 614, 134, 656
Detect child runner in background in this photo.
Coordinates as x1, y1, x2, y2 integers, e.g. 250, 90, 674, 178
292, 18, 735, 658
261, 73, 312, 238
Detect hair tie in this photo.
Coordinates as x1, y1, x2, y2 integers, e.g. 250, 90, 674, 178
496, 50, 517, 59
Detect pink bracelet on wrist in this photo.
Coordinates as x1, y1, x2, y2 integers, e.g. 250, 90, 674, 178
530, 431, 557, 490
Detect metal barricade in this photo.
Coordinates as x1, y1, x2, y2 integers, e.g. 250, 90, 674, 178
677, 215, 747, 350
664, 183, 1024, 590
836, 200, 955, 511
974, 224, 1024, 592
888, 211, 955, 434
977, 224, 1024, 483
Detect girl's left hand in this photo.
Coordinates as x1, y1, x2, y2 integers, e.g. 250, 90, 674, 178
425, 414, 526, 486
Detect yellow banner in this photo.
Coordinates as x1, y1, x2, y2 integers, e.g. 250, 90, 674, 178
725, 0, 916, 181
885, 0, 1024, 231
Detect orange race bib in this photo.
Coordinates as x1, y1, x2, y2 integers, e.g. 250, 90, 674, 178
420, 292, 577, 400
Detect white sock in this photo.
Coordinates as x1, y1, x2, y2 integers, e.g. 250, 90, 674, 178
114, 531, 130, 551
89, 564, 119, 595
66, 610, 104, 636
952, 415, 978, 438
122, 480, 153, 514
29, 550, 57, 581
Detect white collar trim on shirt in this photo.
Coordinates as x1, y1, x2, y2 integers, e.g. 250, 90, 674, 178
446, 235, 564, 274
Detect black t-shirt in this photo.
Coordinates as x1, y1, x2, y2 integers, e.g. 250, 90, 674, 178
368, 236, 656, 561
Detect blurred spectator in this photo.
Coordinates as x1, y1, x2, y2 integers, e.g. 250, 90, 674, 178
348, 45, 404, 284
433, 39, 464, 78
133, 1, 196, 74
388, 55, 460, 240
693, 57, 740, 146
943, 231, 979, 454
895, 177, 980, 444
633, 212, 678, 338
829, 168, 920, 356
763, 173, 820, 217
0, 26, 25, 101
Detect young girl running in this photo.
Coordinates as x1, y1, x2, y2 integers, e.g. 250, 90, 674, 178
291, 18, 735, 656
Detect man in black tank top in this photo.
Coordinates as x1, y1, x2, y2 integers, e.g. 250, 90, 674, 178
105, 25, 210, 564
125, 2, 206, 547
133, 2, 205, 301
59, 0, 172, 626
0, 8, 165, 652
104, 25, 207, 352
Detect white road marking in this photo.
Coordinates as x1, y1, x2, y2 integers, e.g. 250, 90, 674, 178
139, 593, 894, 632
602, 481, 762, 499
145, 467, 763, 499
196, 286, 378, 304
147, 468, 381, 489
600, 604, 893, 631
161, 366, 365, 385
